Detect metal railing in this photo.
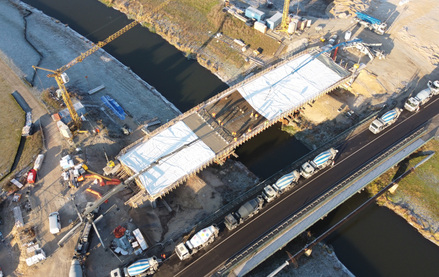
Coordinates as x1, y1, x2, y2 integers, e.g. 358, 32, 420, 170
170, 108, 382, 246
215, 124, 427, 276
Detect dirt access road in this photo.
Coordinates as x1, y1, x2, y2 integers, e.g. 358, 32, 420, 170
0, 56, 79, 276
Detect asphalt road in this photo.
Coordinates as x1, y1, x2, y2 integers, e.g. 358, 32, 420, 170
156, 96, 439, 277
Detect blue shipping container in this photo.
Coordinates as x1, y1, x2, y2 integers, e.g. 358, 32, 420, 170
245, 6, 265, 21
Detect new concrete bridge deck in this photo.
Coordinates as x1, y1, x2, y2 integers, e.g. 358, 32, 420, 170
117, 49, 352, 206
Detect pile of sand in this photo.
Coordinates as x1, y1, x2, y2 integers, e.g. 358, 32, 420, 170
327, 0, 371, 18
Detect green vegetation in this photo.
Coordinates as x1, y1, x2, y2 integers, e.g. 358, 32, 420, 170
1, 131, 42, 192
102, 0, 280, 70
0, 74, 24, 178
366, 138, 439, 223
281, 124, 298, 135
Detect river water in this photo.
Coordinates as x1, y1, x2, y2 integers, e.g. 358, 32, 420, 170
20, 0, 439, 276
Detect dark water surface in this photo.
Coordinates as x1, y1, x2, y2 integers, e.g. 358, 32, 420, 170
20, 0, 439, 276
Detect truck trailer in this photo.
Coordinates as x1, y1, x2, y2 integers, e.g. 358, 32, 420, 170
225, 196, 264, 230
110, 257, 159, 277
262, 170, 300, 202
355, 12, 387, 35
175, 225, 219, 260
300, 148, 338, 179
369, 108, 402, 134
404, 80, 439, 112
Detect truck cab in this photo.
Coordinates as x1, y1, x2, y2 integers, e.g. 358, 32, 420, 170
300, 162, 315, 179
175, 243, 191, 260
262, 184, 277, 202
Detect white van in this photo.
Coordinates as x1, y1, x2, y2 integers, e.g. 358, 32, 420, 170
48, 212, 61, 234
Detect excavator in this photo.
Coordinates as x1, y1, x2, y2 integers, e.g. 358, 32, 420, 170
33, 21, 138, 131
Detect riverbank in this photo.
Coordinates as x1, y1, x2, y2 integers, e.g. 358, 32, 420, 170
367, 137, 439, 247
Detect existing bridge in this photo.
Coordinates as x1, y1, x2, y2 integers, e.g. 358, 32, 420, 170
117, 48, 353, 207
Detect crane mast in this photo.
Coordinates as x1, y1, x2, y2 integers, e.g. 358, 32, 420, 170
281, 0, 291, 31
33, 20, 139, 130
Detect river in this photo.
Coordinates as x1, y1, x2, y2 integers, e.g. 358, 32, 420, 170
20, 0, 439, 276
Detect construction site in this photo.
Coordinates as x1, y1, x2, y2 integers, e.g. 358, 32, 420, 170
1, 0, 438, 276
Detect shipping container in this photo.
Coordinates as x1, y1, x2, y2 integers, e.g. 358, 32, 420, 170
267, 12, 282, 30
254, 21, 268, 33
245, 6, 265, 21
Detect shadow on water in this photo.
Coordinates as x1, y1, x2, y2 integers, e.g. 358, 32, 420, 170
23, 0, 228, 112
234, 123, 310, 179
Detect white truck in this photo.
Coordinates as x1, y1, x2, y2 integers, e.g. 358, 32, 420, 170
262, 170, 300, 202
110, 257, 159, 277
355, 12, 387, 35
224, 196, 264, 230
300, 148, 338, 179
404, 80, 439, 112
175, 225, 219, 260
369, 108, 402, 134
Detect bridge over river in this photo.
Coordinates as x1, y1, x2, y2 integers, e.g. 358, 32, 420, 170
116, 48, 354, 207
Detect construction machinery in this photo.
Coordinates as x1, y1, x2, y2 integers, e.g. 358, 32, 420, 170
300, 148, 338, 179
355, 12, 387, 35
175, 225, 220, 260
32, 21, 139, 130
280, 0, 291, 31
369, 108, 402, 134
404, 80, 439, 112
344, 41, 385, 61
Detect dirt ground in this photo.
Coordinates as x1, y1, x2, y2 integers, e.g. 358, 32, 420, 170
1, 0, 439, 276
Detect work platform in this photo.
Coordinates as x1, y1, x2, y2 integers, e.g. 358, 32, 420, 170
117, 49, 352, 206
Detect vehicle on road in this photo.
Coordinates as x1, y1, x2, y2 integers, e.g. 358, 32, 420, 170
300, 148, 338, 179
224, 196, 264, 230
404, 80, 439, 112
262, 170, 300, 202
175, 225, 219, 260
369, 108, 402, 134
48, 212, 61, 234
110, 257, 159, 277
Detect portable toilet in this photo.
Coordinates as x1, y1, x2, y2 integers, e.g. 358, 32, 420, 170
267, 12, 282, 30
245, 6, 265, 21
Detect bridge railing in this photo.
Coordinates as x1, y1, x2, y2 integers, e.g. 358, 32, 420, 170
215, 124, 427, 276
171, 107, 382, 245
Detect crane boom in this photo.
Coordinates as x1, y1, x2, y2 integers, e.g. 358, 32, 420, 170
55, 21, 138, 74
33, 20, 138, 130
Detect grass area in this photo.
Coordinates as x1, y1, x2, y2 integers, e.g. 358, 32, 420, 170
366, 138, 439, 223
0, 73, 24, 178
1, 130, 43, 192
41, 87, 62, 113
106, 0, 280, 69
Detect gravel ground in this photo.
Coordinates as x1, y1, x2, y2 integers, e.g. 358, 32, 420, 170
1, 0, 438, 276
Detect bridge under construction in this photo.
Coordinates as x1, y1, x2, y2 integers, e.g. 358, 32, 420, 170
116, 48, 354, 207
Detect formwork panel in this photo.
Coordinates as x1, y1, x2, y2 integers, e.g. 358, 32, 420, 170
119, 121, 215, 198
237, 53, 348, 121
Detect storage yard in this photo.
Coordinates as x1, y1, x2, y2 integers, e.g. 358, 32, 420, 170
0, 0, 438, 276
